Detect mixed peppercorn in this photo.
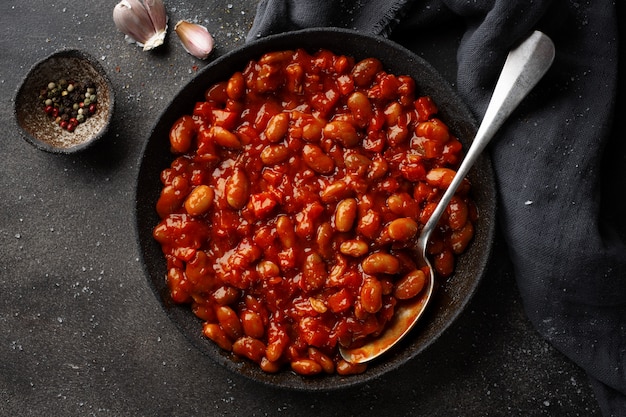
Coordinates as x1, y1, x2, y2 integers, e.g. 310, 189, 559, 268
39, 78, 98, 132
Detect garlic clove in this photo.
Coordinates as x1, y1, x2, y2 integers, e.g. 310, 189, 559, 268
113, 0, 167, 51
142, 28, 167, 51
175, 21, 215, 60
113, 0, 153, 45
144, 0, 167, 31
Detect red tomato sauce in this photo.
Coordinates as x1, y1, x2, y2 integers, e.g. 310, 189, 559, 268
153, 49, 477, 376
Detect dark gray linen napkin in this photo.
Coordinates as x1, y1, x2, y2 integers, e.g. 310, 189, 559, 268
247, 1, 626, 415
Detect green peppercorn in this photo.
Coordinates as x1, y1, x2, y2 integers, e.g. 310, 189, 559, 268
40, 77, 98, 132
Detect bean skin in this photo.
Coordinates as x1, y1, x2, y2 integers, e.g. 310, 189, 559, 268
316, 221, 334, 259
368, 157, 388, 180
265, 340, 284, 363
204, 81, 229, 103
340, 239, 369, 257
216, 305, 243, 340
241, 310, 265, 338
425, 167, 456, 189
285, 63, 304, 94
450, 221, 474, 254
260, 357, 281, 373
320, 180, 352, 203
334, 198, 358, 232
261, 144, 290, 165
416, 118, 450, 143
387, 217, 419, 241
302, 118, 324, 142
212, 285, 240, 305
184, 185, 214, 216
351, 57, 383, 87
233, 336, 266, 363
185, 250, 212, 285
344, 152, 372, 175
360, 277, 383, 313
347, 91, 373, 127
169, 115, 197, 154
386, 192, 419, 218
434, 249, 455, 278
276, 215, 297, 248
308, 206, 338, 242
211, 125, 241, 149
309, 297, 328, 314
384, 102, 403, 126
256, 260, 280, 279
156, 184, 184, 218
336, 359, 368, 375
226, 72, 245, 100
394, 269, 427, 300
203, 323, 233, 351
447, 196, 469, 231
362, 252, 401, 275
301, 253, 327, 292
259, 50, 294, 64
323, 120, 359, 148
266, 323, 289, 362
357, 209, 381, 239
302, 144, 335, 174
308, 347, 335, 374
225, 169, 250, 210
265, 112, 290, 142
291, 359, 323, 376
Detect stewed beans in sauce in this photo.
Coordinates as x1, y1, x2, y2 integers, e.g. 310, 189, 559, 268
153, 48, 477, 376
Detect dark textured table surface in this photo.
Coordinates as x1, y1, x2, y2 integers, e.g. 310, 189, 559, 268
0, 1, 604, 415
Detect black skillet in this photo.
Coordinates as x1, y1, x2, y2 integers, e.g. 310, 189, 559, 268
134, 27, 496, 391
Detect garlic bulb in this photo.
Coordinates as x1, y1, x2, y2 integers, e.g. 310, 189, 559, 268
175, 21, 215, 60
113, 0, 167, 51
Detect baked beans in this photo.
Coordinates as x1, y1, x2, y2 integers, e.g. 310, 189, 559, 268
152, 48, 477, 375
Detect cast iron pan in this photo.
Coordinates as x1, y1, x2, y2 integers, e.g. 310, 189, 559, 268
135, 28, 496, 391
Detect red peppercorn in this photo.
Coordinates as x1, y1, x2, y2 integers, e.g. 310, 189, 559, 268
40, 78, 98, 133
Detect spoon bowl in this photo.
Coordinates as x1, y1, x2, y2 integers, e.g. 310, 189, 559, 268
340, 30, 556, 364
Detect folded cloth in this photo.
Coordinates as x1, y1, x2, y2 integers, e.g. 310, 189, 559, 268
247, 1, 626, 415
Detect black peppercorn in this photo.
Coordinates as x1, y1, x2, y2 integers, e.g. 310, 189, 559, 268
40, 78, 98, 132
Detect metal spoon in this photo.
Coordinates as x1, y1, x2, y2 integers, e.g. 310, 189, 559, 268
340, 30, 556, 364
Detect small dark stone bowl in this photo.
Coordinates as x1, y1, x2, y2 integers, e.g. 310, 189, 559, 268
135, 28, 496, 391
14, 49, 114, 153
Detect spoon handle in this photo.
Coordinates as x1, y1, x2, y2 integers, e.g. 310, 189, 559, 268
340, 31, 555, 365
419, 31, 556, 247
